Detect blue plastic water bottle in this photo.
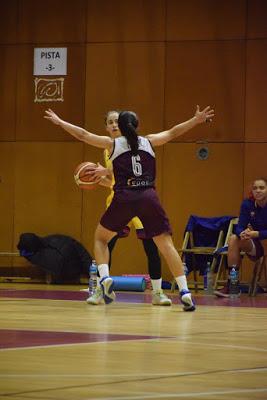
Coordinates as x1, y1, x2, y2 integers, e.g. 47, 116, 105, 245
229, 267, 239, 298
89, 260, 98, 296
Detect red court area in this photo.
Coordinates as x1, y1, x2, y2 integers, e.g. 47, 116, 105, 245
1, 287, 267, 307
0, 328, 168, 349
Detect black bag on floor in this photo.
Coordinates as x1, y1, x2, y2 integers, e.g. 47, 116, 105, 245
17, 233, 92, 283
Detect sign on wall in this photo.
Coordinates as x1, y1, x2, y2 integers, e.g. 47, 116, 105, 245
34, 48, 67, 102
34, 48, 67, 75
34, 78, 64, 103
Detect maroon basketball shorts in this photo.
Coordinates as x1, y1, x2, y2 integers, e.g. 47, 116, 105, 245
100, 188, 172, 239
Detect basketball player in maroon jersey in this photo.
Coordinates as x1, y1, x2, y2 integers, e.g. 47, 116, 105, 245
86, 110, 172, 306
44, 105, 214, 311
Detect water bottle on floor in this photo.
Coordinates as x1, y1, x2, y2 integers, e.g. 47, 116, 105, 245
229, 267, 239, 298
89, 260, 98, 296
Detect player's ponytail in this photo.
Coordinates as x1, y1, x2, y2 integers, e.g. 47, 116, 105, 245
118, 111, 139, 156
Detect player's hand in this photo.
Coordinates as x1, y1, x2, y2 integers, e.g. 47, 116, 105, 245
194, 105, 215, 124
240, 229, 259, 239
88, 163, 112, 179
44, 109, 62, 125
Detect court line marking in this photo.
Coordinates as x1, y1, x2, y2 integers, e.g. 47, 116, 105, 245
0, 372, 199, 378
1, 334, 267, 352
1, 367, 267, 378
1, 367, 267, 398
83, 388, 267, 400
167, 338, 267, 352
3, 387, 267, 400
0, 337, 171, 352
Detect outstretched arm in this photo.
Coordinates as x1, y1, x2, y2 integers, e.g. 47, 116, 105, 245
44, 109, 114, 151
146, 105, 215, 147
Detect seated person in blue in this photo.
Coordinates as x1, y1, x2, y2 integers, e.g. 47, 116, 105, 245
215, 178, 267, 297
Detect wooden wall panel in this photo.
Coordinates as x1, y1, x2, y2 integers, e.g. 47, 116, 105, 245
244, 143, 267, 189
160, 141, 243, 282
16, 45, 86, 141
80, 146, 112, 257
0, 46, 17, 141
85, 43, 165, 134
0, 0, 18, 44
247, 0, 267, 39
162, 142, 243, 247
165, 41, 245, 142
17, 0, 86, 43
0, 143, 15, 266
166, 0, 246, 40
87, 0, 165, 42
13, 142, 84, 267
245, 40, 267, 142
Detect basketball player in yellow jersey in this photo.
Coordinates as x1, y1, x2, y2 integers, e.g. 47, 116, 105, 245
87, 110, 172, 306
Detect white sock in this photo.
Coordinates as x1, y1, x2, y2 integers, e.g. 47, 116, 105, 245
151, 278, 162, 291
175, 275, 189, 292
98, 264, 109, 279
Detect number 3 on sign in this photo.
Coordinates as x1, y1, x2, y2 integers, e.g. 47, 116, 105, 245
131, 155, 142, 176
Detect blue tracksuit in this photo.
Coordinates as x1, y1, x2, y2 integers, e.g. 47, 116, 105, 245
236, 199, 267, 240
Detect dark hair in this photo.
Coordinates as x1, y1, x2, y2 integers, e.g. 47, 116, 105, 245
253, 177, 267, 185
118, 111, 139, 156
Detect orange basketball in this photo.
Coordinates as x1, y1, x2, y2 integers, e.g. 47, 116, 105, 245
74, 161, 100, 190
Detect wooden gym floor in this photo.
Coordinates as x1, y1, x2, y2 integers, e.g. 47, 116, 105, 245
0, 283, 267, 400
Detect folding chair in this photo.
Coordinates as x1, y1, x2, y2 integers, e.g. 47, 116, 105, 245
248, 255, 267, 296
172, 215, 234, 293
213, 218, 267, 295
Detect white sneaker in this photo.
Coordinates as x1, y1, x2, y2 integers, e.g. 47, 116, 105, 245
100, 276, 116, 304
152, 290, 172, 306
180, 289, 196, 312
86, 286, 103, 305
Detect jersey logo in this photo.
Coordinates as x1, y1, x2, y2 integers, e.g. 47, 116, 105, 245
127, 177, 154, 188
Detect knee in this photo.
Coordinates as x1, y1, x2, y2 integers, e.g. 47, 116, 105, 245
229, 234, 251, 252
94, 231, 108, 246
228, 234, 240, 248
158, 241, 175, 257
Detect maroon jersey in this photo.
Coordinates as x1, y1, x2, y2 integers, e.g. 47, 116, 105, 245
109, 136, 155, 191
